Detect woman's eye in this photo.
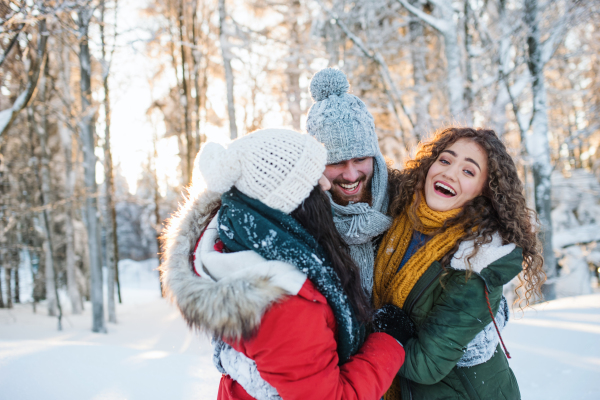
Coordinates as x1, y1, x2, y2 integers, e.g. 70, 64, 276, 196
440, 159, 450, 165
464, 169, 474, 176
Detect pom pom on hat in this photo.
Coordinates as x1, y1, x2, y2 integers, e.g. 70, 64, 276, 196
309, 68, 350, 102
196, 142, 241, 194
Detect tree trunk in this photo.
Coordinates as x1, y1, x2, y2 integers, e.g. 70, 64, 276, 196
79, 8, 106, 333
463, 1, 474, 125
408, 0, 429, 140
101, 0, 119, 323
153, 134, 164, 296
191, 0, 204, 152
286, 1, 302, 131
4, 265, 11, 308
65, 199, 82, 314
524, 0, 556, 300
58, 39, 83, 315
0, 264, 4, 308
177, 0, 194, 183
27, 104, 57, 317
38, 52, 63, 322
396, 0, 465, 121
219, 0, 238, 139
13, 260, 19, 303
63, 129, 82, 314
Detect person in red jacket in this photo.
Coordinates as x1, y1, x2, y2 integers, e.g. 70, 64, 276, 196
161, 128, 411, 400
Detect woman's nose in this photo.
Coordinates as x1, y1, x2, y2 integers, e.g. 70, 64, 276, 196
443, 166, 459, 181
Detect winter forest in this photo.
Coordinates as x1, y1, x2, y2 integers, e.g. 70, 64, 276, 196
1, 0, 599, 398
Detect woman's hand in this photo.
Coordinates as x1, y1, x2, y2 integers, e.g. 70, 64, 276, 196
372, 304, 416, 345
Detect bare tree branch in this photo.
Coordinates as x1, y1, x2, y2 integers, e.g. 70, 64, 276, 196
0, 19, 48, 138
318, 2, 415, 133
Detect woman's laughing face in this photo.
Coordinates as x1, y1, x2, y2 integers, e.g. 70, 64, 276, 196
424, 138, 488, 212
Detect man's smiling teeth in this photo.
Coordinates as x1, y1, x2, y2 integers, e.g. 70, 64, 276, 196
435, 182, 456, 196
339, 181, 359, 190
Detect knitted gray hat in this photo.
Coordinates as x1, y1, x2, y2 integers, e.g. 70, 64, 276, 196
306, 68, 380, 164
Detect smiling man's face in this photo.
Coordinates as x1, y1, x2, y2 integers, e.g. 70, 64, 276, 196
323, 157, 374, 206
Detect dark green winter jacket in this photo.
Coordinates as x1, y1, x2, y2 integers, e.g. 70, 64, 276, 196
398, 234, 522, 400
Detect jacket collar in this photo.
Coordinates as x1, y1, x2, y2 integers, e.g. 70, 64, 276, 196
450, 232, 516, 273
450, 232, 522, 289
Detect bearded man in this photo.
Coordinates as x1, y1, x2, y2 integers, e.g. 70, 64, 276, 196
306, 68, 393, 297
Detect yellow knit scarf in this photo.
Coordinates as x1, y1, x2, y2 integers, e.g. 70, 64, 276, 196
373, 196, 464, 400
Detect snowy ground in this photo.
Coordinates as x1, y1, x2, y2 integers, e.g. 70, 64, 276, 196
1, 259, 599, 399
0, 259, 220, 400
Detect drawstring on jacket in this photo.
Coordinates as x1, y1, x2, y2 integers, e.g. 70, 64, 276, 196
484, 287, 511, 359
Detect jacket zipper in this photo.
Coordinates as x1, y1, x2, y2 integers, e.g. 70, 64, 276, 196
401, 266, 443, 399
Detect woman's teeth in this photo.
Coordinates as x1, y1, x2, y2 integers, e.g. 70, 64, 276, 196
340, 181, 359, 190
435, 182, 456, 196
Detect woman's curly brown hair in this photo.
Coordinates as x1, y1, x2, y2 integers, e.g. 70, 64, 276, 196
388, 127, 545, 306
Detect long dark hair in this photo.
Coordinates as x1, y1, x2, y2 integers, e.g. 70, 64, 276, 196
388, 127, 545, 306
291, 186, 372, 323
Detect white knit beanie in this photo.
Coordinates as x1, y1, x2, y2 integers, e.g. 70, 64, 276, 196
193, 128, 327, 214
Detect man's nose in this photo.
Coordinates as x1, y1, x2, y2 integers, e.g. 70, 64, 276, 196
342, 164, 360, 182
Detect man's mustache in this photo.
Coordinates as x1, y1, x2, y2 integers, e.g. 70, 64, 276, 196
332, 174, 367, 186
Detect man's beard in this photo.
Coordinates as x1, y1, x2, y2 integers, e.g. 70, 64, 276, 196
330, 175, 373, 206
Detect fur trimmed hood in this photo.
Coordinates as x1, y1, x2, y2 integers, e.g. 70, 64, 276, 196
160, 189, 306, 340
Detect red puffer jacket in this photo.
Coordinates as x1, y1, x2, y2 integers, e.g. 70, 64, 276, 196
161, 204, 404, 400
219, 279, 405, 400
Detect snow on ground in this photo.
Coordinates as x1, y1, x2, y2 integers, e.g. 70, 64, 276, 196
1, 258, 599, 399
504, 294, 600, 399
0, 259, 220, 400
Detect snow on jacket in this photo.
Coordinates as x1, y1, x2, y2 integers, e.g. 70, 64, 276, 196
397, 232, 522, 400
160, 189, 405, 400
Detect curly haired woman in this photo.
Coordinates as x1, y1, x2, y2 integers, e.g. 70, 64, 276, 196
373, 127, 545, 399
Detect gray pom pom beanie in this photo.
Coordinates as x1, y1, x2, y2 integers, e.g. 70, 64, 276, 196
306, 68, 381, 164
306, 68, 392, 297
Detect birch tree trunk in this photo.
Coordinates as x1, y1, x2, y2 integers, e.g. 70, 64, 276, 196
463, 1, 474, 125
524, 0, 556, 300
58, 38, 83, 314
408, 0, 430, 139
178, 0, 193, 182
219, 0, 238, 139
34, 86, 56, 317
396, 0, 467, 122
37, 55, 63, 328
191, 0, 204, 152
64, 145, 82, 314
78, 7, 106, 332
152, 133, 163, 296
101, 0, 119, 323
286, 0, 302, 131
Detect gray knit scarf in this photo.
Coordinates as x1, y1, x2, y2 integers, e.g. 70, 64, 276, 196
329, 154, 392, 297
